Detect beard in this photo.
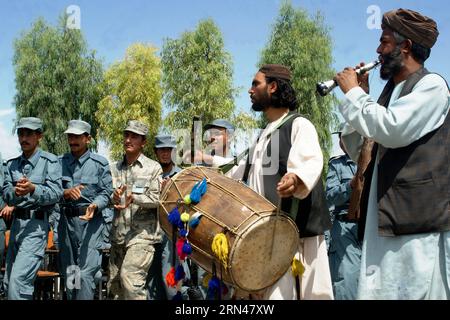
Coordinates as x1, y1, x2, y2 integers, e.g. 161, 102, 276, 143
159, 161, 172, 169
251, 92, 272, 112
380, 45, 403, 80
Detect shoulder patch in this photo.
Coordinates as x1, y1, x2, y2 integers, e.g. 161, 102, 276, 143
328, 154, 345, 163
7, 155, 21, 163
90, 153, 109, 166
40, 151, 59, 162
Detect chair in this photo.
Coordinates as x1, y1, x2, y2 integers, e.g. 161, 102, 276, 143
34, 230, 63, 300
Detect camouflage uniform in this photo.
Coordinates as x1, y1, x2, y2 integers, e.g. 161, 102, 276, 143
107, 121, 163, 300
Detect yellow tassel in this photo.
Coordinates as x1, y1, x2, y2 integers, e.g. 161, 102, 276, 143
202, 273, 212, 288
211, 233, 229, 269
292, 258, 305, 277
180, 212, 190, 223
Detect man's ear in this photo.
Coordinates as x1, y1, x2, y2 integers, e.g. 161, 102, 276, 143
401, 39, 412, 54
268, 80, 278, 94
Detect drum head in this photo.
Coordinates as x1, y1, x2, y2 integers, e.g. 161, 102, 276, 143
229, 213, 299, 292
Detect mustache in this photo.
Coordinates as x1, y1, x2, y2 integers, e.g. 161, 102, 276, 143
69, 144, 80, 147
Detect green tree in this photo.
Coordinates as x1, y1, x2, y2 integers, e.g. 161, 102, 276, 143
96, 43, 162, 160
13, 16, 103, 154
161, 19, 244, 131
259, 1, 338, 163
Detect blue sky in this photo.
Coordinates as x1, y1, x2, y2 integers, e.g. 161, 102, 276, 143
1, 0, 449, 159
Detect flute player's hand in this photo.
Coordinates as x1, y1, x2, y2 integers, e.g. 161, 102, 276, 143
356, 62, 370, 93
334, 67, 359, 94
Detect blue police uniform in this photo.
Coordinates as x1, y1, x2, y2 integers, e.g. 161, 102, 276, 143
2, 149, 62, 300
325, 154, 361, 300
0, 155, 7, 295
58, 150, 112, 300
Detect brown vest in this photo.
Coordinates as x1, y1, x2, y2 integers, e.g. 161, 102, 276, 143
359, 68, 450, 239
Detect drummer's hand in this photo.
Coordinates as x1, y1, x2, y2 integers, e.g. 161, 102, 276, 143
356, 62, 370, 93
277, 173, 301, 198
334, 67, 359, 94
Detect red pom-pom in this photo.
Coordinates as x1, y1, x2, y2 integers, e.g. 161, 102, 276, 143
165, 267, 176, 287
176, 238, 188, 260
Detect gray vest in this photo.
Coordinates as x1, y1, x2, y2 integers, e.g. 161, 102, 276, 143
359, 68, 450, 238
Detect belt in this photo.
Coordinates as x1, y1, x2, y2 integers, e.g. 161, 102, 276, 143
14, 208, 46, 220
64, 206, 90, 217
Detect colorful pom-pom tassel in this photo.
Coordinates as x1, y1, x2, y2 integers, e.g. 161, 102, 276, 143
180, 212, 190, 223
168, 207, 183, 228
183, 194, 191, 204
202, 273, 212, 288
165, 267, 176, 287
175, 264, 185, 282
182, 241, 192, 254
211, 233, 229, 269
179, 228, 188, 237
207, 275, 221, 300
190, 182, 201, 203
198, 178, 207, 196
176, 238, 188, 260
189, 212, 203, 229
292, 257, 305, 277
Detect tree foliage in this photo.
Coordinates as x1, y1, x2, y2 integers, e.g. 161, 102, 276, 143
161, 19, 245, 132
13, 16, 103, 155
259, 1, 338, 162
96, 43, 162, 160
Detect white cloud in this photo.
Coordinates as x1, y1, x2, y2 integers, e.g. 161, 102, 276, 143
0, 122, 20, 160
0, 108, 15, 117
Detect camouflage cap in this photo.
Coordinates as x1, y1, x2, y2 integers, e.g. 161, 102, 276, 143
124, 120, 148, 136
64, 119, 91, 135
17, 117, 43, 132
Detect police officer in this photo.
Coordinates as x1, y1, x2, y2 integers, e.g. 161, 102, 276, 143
2, 117, 63, 300
185, 119, 235, 167
146, 134, 185, 300
326, 129, 361, 300
154, 135, 181, 179
108, 120, 163, 300
0, 153, 8, 296
58, 119, 112, 300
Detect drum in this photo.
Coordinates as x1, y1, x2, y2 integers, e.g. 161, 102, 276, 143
159, 166, 299, 292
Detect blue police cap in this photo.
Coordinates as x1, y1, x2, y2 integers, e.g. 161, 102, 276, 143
155, 134, 177, 149
204, 119, 235, 132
